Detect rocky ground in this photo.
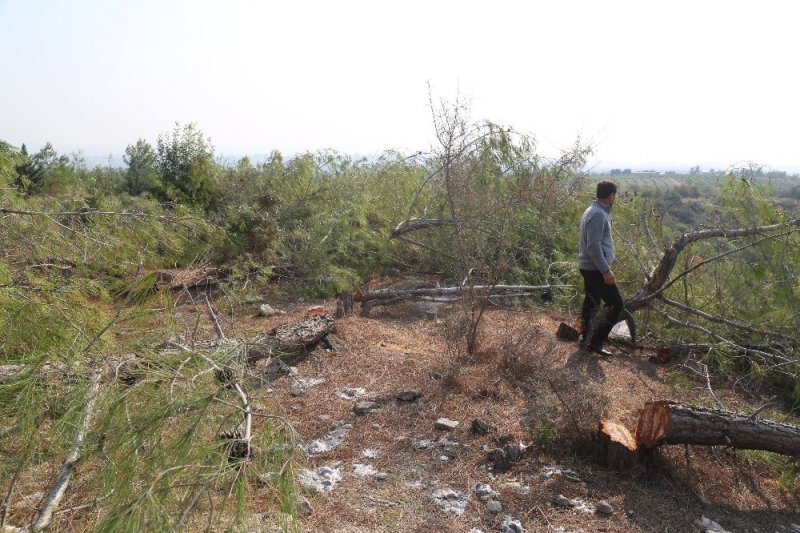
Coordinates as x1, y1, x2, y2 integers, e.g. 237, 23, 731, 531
230, 275, 800, 533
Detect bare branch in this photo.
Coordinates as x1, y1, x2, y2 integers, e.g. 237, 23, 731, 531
204, 295, 226, 341
627, 219, 800, 311
30, 371, 102, 532
660, 296, 794, 342
649, 303, 793, 368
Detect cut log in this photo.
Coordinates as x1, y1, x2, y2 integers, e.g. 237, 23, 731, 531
247, 315, 337, 365
359, 284, 568, 316
637, 401, 800, 455
599, 400, 800, 463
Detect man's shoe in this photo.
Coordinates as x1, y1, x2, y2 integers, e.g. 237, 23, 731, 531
589, 342, 612, 357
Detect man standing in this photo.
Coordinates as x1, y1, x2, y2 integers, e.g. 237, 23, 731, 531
578, 180, 623, 357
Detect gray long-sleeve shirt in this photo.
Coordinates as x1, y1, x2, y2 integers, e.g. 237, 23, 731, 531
578, 200, 615, 273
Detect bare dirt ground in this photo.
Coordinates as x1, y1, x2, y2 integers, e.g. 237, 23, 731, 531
231, 275, 800, 533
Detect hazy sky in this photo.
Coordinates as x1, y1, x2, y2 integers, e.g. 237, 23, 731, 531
1, 0, 798, 171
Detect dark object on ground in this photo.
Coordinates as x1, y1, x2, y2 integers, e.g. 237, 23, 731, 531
247, 315, 337, 366
556, 322, 580, 341
471, 418, 492, 435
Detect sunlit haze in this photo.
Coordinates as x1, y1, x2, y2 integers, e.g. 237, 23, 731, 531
2, 0, 798, 172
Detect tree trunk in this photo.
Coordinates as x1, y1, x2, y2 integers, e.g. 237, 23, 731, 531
599, 400, 800, 460
359, 284, 565, 316
247, 315, 337, 365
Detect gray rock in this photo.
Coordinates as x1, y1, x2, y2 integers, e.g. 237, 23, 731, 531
552, 494, 575, 508
396, 389, 421, 402
595, 500, 614, 516
323, 334, 343, 352
488, 443, 526, 472
354, 400, 381, 415
471, 418, 491, 435
434, 418, 459, 430
375, 472, 389, 481
486, 500, 503, 514
258, 304, 281, 317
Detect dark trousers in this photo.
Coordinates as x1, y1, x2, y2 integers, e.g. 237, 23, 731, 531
580, 269, 623, 345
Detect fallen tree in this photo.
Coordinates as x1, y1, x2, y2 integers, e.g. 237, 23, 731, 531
598, 400, 800, 468
357, 284, 570, 316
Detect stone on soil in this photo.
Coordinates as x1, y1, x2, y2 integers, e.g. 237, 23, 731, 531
354, 400, 381, 415
396, 389, 421, 402
471, 418, 491, 434
595, 500, 614, 516
434, 418, 459, 430
486, 500, 503, 514
552, 494, 575, 508
257, 304, 281, 317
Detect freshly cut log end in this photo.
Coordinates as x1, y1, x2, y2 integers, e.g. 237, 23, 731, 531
634, 401, 672, 448
601, 400, 800, 463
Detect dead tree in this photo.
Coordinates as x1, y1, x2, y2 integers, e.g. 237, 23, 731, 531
620, 218, 800, 358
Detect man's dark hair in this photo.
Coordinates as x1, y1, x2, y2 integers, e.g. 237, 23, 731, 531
596, 180, 618, 199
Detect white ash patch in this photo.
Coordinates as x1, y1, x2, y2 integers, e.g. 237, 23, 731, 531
293, 377, 325, 390
298, 465, 342, 492
572, 499, 594, 513
361, 448, 380, 458
431, 488, 469, 515
301, 423, 352, 455
501, 515, 526, 533
413, 438, 434, 449
541, 465, 580, 481
336, 387, 367, 400
352, 463, 378, 476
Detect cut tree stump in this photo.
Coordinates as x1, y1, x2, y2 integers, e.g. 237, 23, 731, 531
598, 400, 800, 468
556, 322, 580, 342
247, 315, 337, 365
